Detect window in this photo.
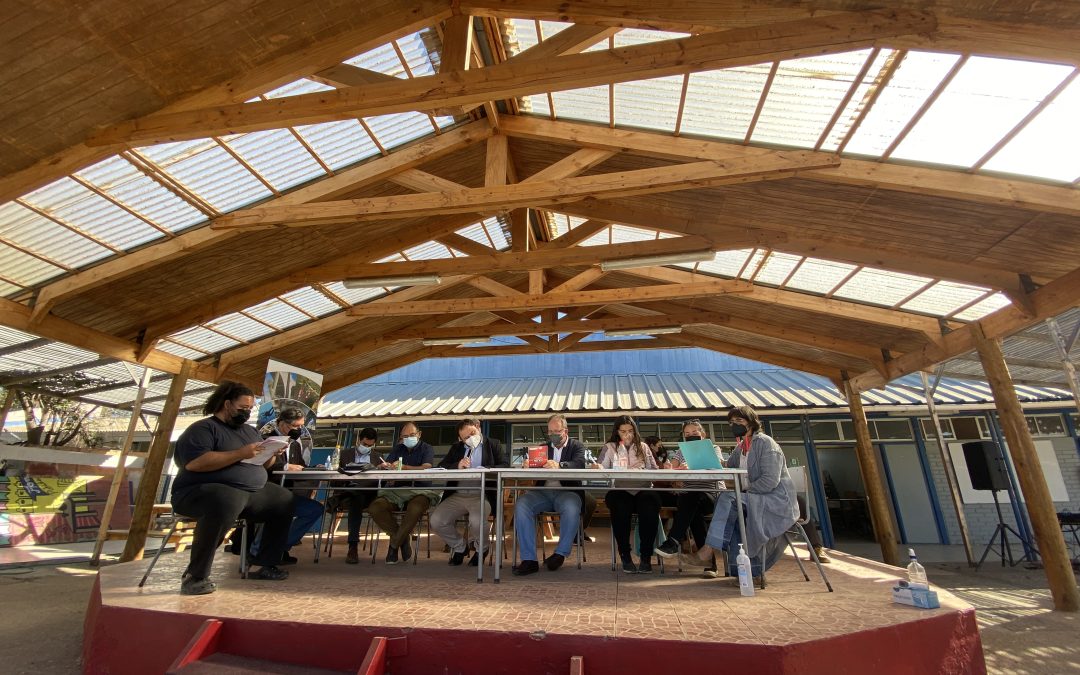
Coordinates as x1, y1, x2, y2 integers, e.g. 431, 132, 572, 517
512, 424, 548, 445
871, 419, 913, 440
950, 416, 990, 440
310, 428, 342, 447
769, 420, 804, 442
920, 418, 955, 440
1025, 414, 1066, 437
810, 420, 844, 441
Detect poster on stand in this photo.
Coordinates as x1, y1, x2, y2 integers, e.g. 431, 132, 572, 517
256, 359, 323, 441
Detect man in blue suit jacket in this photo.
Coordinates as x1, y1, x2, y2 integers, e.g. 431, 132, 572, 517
512, 414, 586, 575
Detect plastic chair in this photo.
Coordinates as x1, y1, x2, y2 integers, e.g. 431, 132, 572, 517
782, 466, 834, 592
138, 514, 249, 587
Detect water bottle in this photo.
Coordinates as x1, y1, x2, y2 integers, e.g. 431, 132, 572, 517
396, 457, 403, 471
736, 544, 755, 597
329, 446, 340, 470
906, 548, 928, 588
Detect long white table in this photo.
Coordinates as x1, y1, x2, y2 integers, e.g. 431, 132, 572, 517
275, 468, 491, 582
491, 467, 749, 582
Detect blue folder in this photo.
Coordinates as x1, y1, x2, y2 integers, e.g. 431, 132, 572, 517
677, 439, 723, 469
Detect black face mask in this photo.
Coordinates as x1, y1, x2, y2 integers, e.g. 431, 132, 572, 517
230, 407, 250, 426
287, 427, 303, 440
685, 434, 703, 442
731, 423, 748, 438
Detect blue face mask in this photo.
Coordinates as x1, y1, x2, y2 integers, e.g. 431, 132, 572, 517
403, 436, 419, 449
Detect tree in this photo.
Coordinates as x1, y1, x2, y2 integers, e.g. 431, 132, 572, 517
3, 373, 105, 447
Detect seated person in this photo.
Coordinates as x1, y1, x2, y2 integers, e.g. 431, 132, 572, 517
684, 406, 798, 578
256, 407, 324, 563
512, 413, 586, 575
598, 415, 661, 574
170, 381, 293, 595
430, 418, 508, 567
325, 427, 379, 564
655, 420, 724, 577
366, 422, 439, 564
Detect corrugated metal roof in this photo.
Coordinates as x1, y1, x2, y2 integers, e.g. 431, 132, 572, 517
319, 366, 1072, 419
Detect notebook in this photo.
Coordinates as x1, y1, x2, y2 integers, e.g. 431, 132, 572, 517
527, 446, 548, 468
677, 439, 723, 470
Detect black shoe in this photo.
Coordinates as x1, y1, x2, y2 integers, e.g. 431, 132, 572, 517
249, 565, 289, 581
180, 574, 216, 595
620, 553, 638, 574
638, 560, 653, 574
468, 549, 488, 567
582, 532, 595, 543
400, 539, 413, 563
449, 550, 466, 566
385, 546, 399, 565
544, 553, 565, 571
280, 552, 298, 565
512, 560, 540, 576
656, 539, 680, 558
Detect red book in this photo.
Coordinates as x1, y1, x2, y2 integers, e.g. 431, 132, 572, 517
527, 446, 548, 468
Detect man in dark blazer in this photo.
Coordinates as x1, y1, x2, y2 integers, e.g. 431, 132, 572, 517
512, 413, 586, 576
429, 418, 508, 567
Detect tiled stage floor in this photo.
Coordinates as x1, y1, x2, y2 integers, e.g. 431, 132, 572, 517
98, 529, 974, 648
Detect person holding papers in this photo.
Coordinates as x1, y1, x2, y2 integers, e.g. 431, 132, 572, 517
655, 420, 724, 577
256, 407, 324, 564
430, 418, 508, 567
684, 406, 798, 579
366, 422, 440, 564
598, 415, 661, 574
512, 414, 586, 576
169, 381, 295, 595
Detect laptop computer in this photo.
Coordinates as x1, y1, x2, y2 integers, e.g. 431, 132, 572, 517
677, 439, 724, 470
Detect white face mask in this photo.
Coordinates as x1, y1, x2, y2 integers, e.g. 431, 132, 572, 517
465, 433, 482, 449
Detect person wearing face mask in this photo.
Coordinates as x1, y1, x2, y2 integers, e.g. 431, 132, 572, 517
328, 427, 379, 564
655, 420, 724, 577
683, 406, 799, 580
169, 381, 295, 595
430, 418, 509, 567
512, 413, 587, 576
366, 422, 438, 564
598, 415, 661, 573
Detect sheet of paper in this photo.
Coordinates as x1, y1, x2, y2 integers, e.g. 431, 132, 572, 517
241, 437, 288, 465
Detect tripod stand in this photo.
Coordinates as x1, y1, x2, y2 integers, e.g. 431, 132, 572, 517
976, 488, 1037, 570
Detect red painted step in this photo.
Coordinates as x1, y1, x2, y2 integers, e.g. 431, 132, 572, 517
171, 653, 351, 675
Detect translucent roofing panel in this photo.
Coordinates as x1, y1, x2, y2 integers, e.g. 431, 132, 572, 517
402, 241, 454, 260
345, 40, 408, 76
456, 221, 498, 249
156, 340, 206, 360
0, 241, 64, 288
536, 21, 572, 40
678, 250, 751, 278
281, 286, 342, 317
831, 268, 933, 306
547, 213, 589, 239
22, 178, 162, 250
614, 75, 683, 132
223, 129, 325, 192
365, 111, 440, 149
751, 50, 877, 148
739, 250, 767, 279
243, 298, 310, 330
784, 258, 857, 294
753, 252, 803, 286
679, 64, 771, 140
613, 29, 688, 47
818, 50, 897, 151
76, 155, 205, 232
166, 326, 239, 354
579, 227, 611, 247
204, 312, 276, 342
157, 144, 273, 212
982, 75, 1080, 182
295, 120, 381, 171
137, 138, 217, 167
0, 202, 111, 268
322, 283, 391, 306
610, 224, 660, 244
843, 52, 960, 156
397, 31, 439, 77
900, 281, 989, 315
550, 85, 609, 125
262, 78, 335, 99
955, 292, 1012, 321
892, 57, 1074, 167
0, 280, 21, 297
483, 216, 511, 250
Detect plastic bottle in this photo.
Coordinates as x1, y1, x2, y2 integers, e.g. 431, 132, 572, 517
396, 457, 403, 471
329, 446, 340, 470
736, 544, 755, 597
906, 548, 928, 588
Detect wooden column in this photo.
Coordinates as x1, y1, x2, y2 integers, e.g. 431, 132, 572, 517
973, 324, 1080, 611
121, 362, 191, 562
843, 378, 901, 567
920, 370, 976, 566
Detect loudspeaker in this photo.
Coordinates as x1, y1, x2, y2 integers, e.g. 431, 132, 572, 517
962, 440, 1010, 491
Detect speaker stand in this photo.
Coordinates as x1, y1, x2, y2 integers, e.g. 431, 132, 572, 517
976, 489, 1037, 570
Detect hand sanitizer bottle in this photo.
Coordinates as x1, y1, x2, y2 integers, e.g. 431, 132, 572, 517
737, 544, 755, 597
906, 548, 928, 589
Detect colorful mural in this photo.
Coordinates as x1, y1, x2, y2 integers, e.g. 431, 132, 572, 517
0, 465, 131, 546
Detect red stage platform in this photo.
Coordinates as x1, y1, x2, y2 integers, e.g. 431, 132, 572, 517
83, 535, 985, 674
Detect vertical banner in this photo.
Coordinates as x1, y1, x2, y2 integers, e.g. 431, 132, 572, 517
256, 360, 324, 463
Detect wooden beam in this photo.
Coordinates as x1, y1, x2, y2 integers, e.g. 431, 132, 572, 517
288, 235, 716, 284
29, 122, 493, 323
850, 263, 1080, 392
386, 311, 719, 340
485, 134, 509, 188
544, 219, 609, 249
467, 275, 526, 298
529, 269, 545, 295
435, 338, 684, 358
390, 169, 469, 192
0, 0, 453, 204
499, 116, 1080, 218
120, 362, 191, 562
550, 268, 607, 293
347, 279, 751, 317
526, 149, 617, 184
211, 151, 841, 230
507, 23, 619, 63
843, 377, 902, 567
973, 324, 1080, 611
88, 10, 935, 145
0, 298, 221, 384
667, 332, 840, 379
440, 15, 475, 73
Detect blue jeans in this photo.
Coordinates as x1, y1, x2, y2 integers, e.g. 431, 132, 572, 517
514, 489, 581, 562
252, 494, 323, 554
